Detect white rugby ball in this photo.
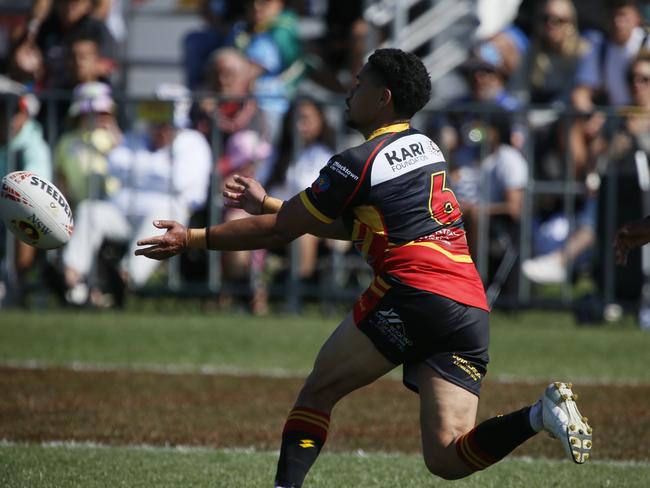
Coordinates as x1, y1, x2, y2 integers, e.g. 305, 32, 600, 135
0, 171, 74, 249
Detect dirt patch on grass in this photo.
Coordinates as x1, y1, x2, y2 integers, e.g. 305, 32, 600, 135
1, 366, 648, 461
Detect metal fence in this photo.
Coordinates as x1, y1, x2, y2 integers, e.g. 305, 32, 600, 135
1, 92, 647, 316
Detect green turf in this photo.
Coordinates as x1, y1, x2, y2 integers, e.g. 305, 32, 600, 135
1, 443, 648, 488
1, 309, 649, 381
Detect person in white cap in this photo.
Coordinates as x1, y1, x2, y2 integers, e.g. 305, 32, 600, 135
62, 84, 212, 306
54, 81, 121, 209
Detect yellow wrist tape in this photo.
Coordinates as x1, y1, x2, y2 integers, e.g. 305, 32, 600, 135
187, 228, 208, 249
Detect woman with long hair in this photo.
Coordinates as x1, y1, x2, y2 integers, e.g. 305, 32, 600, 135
265, 97, 337, 283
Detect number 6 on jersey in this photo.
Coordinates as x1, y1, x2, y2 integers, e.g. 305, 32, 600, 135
428, 171, 462, 226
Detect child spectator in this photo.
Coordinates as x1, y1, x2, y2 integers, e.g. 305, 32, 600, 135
226, 0, 304, 142
54, 81, 121, 209
193, 47, 268, 147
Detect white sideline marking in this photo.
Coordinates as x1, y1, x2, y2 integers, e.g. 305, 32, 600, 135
1, 359, 650, 387
1, 439, 649, 467
0, 359, 306, 379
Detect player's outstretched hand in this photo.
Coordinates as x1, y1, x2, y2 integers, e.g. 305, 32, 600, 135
223, 174, 267, 215
614, 217, 650, 265
135, 220, 187, 260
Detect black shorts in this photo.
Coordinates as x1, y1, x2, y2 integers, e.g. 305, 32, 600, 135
356, 281, 489, 397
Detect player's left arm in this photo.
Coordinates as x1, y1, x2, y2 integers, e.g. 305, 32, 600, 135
224, 174, 350, 240
135, 193, 344, 260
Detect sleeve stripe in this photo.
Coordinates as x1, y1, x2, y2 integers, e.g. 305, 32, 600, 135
299, 191, 334, 224
342, 137, 392, 209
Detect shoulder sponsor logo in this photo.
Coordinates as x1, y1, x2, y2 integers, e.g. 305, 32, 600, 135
328, 160, 359, 180
311, 173, 331, 193
371, 135, 445, 186
384, 142, 427, 172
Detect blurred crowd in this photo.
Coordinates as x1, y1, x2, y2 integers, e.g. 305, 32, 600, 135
1, 0, 650, 317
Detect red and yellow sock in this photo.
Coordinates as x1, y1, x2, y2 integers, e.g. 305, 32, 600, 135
456, 406, 537, 472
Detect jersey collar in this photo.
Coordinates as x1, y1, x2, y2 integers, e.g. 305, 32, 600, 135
366, 122, 410, 141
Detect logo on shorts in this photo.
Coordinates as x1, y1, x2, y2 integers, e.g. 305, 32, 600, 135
374, 308, 412, 351
299, 439, 315, 449
452, 354, 482, 381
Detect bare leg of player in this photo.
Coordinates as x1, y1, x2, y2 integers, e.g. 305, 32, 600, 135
418, 365, 541, 479
274, 312, 396, 488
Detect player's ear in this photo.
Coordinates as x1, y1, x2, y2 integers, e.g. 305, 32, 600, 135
379, 87, 393, 109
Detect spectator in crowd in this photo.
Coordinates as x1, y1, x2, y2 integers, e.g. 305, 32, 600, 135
0, 80, 51, 182
19, 0, 119, 43
521, 54, 650, 286
459, 110, 528, 302
182, 0, 245, 89
54, 82, 121, 209
68, 34, 108, 88
0, 79, 52, 305
486, 24, 530, 80
512, 0, 591, 186
430, 43, 524, 214
218, 129, 272, 314
264, 97, 337, 284
62, 85, 212, 306
514, 0, 590, 106
568, 0, 650, 177
192, 47, 268, 147
32, 0, 116, 89
573, 0, 650, 111
226, 0, 304, 142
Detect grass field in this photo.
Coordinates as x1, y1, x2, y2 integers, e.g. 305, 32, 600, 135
2, 307, 650, 487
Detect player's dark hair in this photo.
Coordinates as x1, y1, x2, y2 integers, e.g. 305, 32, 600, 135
367, 48, 431, 118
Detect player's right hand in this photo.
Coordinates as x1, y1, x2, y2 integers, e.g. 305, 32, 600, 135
223, 174, 267, 215
135, 220, 187, 260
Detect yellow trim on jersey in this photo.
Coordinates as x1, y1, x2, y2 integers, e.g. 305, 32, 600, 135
403, 241, 474, 263
361, 232, 374, 257
369, 281, 387, 297
350, 220, 363, 241
376, 276, 390, 290
353, 205, 387, 235
299, 191, 334, 224
367, 122, 410, 141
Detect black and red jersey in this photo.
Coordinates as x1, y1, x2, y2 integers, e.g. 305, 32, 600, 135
300, 123, 489, 313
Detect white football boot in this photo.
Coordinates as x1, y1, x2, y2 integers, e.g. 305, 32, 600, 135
542, 382, 592, 464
